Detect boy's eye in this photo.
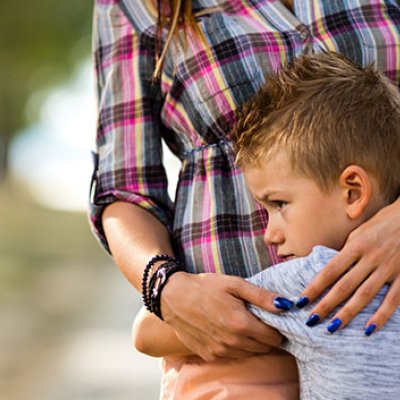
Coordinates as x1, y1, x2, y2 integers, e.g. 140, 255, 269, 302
271, 200, 287, 209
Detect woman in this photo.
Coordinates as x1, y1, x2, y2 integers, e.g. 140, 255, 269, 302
90, 0, 400, 397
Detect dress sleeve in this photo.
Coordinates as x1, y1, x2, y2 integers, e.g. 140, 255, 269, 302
89, 0, 174, 253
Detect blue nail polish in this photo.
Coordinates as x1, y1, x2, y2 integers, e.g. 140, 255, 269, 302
274, 297, 294, 311
327, 318, 342, 334
305, 313, 320, 327
365, 323, 377, 336
296, 296, 310, 309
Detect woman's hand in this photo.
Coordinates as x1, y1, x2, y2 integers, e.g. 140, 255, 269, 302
298, 198, 400, 334
160, 271, 284, 362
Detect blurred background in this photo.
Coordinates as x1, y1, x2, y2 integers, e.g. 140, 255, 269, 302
0, 1, 179, 399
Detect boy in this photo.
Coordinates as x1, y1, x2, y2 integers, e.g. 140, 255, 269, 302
133, 52, 400, 399
232, 51, 400, 399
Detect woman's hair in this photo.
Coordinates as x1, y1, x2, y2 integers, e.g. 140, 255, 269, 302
233, 52, 400, 202
152, 0, 198, 79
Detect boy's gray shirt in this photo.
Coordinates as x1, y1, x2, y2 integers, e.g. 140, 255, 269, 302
247, 246, 400, 400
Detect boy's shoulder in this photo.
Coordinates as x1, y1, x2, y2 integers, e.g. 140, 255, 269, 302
248, 246, 338, 296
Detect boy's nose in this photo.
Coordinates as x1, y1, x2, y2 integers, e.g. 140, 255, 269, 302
264, 223, 284, 246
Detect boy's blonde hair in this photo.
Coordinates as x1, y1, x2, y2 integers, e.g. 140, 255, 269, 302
233, 52, 400, 202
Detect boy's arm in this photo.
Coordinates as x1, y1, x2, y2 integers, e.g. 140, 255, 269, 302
132, 307, 193, 357
133, 247, 336, 359
247, 247, 339, 360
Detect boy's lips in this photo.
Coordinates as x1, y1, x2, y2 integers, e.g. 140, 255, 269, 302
279, 254, 296, 261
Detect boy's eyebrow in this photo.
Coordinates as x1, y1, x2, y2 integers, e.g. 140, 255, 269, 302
255, 191, 280, 203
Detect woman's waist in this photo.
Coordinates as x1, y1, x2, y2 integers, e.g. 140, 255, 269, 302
169, 139, 235, 163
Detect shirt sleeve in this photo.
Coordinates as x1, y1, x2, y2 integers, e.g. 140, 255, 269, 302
246, 247, 339, 362
89, 0, 174, 253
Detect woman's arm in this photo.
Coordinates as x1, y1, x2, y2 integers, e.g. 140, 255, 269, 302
132, 307, 192, 357
103, 201, 283, 362
298, 198, 400, 333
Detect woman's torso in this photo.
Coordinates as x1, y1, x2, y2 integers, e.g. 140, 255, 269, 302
121, 0, 400, 275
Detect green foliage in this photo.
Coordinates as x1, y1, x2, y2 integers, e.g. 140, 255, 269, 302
0, 0, 93, 139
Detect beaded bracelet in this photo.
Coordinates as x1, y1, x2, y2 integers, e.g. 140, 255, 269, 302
141, 254, 177, 313
148, 261, 183, 320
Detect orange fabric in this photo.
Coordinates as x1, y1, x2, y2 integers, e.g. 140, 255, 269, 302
161, 350, 299, 399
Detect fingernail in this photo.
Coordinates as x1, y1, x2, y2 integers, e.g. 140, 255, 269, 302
327, 318, 342, 334
365, 323, 377, 336
305, 313, 320, 327
296, 296, 310, 309
274, 297, 294, 311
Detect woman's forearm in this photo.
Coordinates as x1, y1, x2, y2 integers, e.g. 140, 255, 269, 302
102, 201, 174, 290
103, 202, 194, 357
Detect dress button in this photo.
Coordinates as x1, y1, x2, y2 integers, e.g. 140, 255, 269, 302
298, 25, 310, 41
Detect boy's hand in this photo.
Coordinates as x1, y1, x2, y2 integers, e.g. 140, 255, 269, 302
298, 198, 400, 334
160, 271, 284, 362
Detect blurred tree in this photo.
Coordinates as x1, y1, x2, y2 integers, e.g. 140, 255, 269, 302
0, 0, 93, 180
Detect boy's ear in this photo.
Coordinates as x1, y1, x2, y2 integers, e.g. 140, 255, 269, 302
339, 165, 372, 220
